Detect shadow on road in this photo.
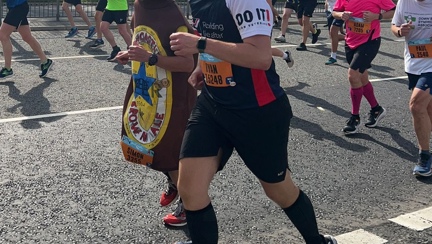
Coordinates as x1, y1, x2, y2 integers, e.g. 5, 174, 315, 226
0, 78, 66, 129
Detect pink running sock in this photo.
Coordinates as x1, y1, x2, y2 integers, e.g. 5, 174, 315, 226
362, 82, 378, 109
350, 87, 363, 115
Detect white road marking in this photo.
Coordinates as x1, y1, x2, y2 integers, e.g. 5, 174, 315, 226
0, 55, 108, 63
0, 75, 411, 121
335, 229, 388, 244
389, 206, 432, 231
0, 106, 122, 124
370, 76, 407, 82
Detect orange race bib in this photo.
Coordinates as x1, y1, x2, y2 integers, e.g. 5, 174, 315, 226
348, 17, 372, 34
199, 53, 235, 87
120, 135, 154, 166
408, 38, 432, 58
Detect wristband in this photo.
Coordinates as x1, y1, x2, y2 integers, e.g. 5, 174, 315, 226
378, 13, 383, 20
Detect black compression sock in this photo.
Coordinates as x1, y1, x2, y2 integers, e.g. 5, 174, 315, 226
185, 203, 218, 244
283, 190, 323, 244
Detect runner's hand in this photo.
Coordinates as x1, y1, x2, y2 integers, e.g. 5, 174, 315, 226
188, 69, 204, 90
362, 11, 378, 23
341, 11, 352, 21
116, 51, 130, 65
169, 32, 200, 56
400, 21, 413, 37
128, 44, 151, 63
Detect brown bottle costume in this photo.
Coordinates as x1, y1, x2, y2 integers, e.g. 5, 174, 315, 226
121, 0, 196, 172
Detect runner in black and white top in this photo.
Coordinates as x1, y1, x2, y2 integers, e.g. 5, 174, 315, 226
391, 0, 432, 177
169, 0, 338, 243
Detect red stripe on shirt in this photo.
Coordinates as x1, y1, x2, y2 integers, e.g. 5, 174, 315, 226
251, 69, 276, 106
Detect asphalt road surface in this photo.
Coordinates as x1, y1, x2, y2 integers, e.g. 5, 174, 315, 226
1, 22, 431, 244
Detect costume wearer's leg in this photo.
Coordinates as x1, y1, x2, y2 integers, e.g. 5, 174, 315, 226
101, 21, 117, 48
117, 24, 132, 48
178, 155, 220, 243
95, 11, 104, 39
62, 2, 76, 27
75, 4, 92, 27
410, 88, 432, 151
0, 22, 16, 69
18, 25, 47, 63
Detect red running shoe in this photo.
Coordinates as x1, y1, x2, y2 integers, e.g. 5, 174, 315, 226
160, 179, 178, 207
163, 200, 187, 227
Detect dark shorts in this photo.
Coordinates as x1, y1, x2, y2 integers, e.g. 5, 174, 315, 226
326, 11, 344, 30
180, 93, 293, 183
407, 72, 432, 94
102, 10, 128, 24
345, 37, 381, 73
272, 0, 277, 5
64, 0, 82, 6
297, 0, 317, 18
284, 0, 298, 11
4, 2, 29, 28
96, 0, 107, 12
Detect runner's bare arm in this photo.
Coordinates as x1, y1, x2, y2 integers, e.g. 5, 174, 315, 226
170, 33, 272, 71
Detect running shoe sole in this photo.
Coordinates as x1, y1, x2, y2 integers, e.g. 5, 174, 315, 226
163, 221, 187, 227
0, 73, 14, 79
90, 44, 105, 49
413, 170, 432, 177
343, 127, 359, 135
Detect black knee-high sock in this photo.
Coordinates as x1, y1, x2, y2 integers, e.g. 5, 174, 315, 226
283, 190, 323, 244
185, 203, 218, 244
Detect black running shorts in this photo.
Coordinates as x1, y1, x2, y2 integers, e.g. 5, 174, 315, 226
180, 93, 293, 183
64, 0, 82, 6
102, 10, 128, 24
96, 0, 107, 12
4, 2, 29, 28
297, 0, 317, 18
345, 37, 381, 73
284, 0, 299, 11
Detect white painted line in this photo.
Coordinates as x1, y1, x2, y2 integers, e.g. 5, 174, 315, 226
0, 76, 408, 124
0, 55, 109, 63
389, 206, 432, 231
0, 106, 122, 124
370, 76, 407, 82
272, 42, 330, 48
335, 229, 388, 244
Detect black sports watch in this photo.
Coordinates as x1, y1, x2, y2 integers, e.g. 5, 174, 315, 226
378, 13, 383, 20
148, 53, 158, 66
197, 37, 207, 53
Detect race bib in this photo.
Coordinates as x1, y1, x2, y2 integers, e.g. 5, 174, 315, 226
199, 53, 236, 87
408, 38, 432, 58
120, 135, 154, 166
348, 17, 372, 34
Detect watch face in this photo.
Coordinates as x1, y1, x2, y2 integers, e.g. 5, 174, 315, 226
149, 54, 157, 65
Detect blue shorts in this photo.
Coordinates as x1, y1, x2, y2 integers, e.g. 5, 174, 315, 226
407, 72, 432, 95
326, 12, 344, 31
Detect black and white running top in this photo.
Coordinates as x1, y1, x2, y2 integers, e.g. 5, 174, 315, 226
190, 0, 285, 109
